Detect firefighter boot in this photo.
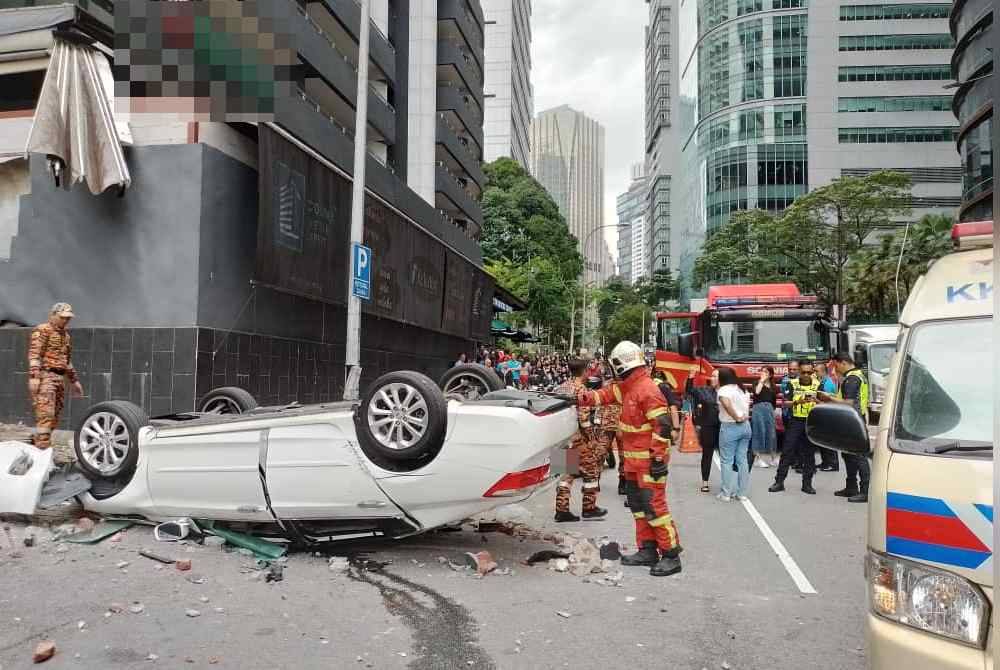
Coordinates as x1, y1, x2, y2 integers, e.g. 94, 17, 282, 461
650, 547, 683, 577
582, 507, 608, 519
617, 477, 627, 495
621, 541, 659, 567
554, 511, 581, 523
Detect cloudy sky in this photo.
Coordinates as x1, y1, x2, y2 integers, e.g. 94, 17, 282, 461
530, 0, 648, 261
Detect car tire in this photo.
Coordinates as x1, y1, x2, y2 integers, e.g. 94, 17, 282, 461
355, 371, 448, 464
74, 401, 147, 481
439, 364, 503, 401
197, 387, 258, 415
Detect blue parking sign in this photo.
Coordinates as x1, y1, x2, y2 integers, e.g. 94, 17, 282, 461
352, 243, 371, 301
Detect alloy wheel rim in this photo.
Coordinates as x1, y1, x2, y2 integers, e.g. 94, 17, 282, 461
367, 382, 429, 450
202, 396, 242, 415
78, 412, 130, 474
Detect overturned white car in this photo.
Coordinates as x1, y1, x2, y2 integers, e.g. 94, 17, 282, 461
72, 368, 577, 541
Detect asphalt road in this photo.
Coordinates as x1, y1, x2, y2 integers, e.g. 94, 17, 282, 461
0, 449, 867, 670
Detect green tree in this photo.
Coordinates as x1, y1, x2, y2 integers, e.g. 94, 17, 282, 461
603, 303, 654, 353
485, 257, 575, 343
480, 158, 584, 283
634, 270, 681, 307
845, 214, 953, 319
689, 171, 912, 307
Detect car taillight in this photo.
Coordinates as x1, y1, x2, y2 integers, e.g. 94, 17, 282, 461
483, 464, 550, 497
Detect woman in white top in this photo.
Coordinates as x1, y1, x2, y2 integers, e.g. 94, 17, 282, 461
716, 366, 752, 501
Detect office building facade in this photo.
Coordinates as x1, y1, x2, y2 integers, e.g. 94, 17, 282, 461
529, 104, 609, 282
482, 0, 534, 168
616, 163, 650, 285
949, 0, 994, 222
644, 0, 682, 276
674, 0, 963, 290
0, 0, 492, 426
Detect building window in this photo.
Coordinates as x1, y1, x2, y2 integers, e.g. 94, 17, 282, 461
739, 20, 764, 102
699, 0, 729, 35
737, 0, 763, 16
837, 64, 952, 82
838, 34, 955, 51
706, 146, 749, 231
698, 30, 731, 118
773, 15, 807, 98
772, 0, 807, 7
756, 144, 808, 211
839, 4, 951, 21
838, 126, 959, 143
738, 110, 764, 140
960, 116, 993, 205
838, 96, 953, 113
699, 116, 731, 151
774, 104, 806, 138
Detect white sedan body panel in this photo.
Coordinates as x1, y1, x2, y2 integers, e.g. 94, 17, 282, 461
82, 399, 577, 535
370, 401, 577, 530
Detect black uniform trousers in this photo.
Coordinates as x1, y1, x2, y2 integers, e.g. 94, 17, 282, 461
842, 453, 870, 493
775, 417, 815, 484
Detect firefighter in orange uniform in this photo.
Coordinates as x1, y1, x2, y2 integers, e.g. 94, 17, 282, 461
28, 303, 84, 448
577, 340, 682, 576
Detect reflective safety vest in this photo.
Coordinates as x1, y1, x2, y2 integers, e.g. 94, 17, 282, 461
838, 368, 869, 421
789, 377, 820, 418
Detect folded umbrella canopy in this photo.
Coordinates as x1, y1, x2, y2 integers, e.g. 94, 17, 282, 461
25, 34, 130, 195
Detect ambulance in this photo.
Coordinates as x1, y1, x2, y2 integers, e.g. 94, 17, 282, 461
807, 220, 994, 668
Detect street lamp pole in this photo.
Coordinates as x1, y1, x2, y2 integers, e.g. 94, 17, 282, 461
580, 223, 629, 352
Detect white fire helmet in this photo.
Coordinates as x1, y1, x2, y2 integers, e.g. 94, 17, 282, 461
609, 341, 645, 378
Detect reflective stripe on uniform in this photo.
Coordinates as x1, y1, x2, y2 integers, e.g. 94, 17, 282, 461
612, 385, 623, 403
590, 391, 603, 406
642, 474, 666, 484
582, 482, 600, 490
649, 514, 674, 528
633, 511, 646, 519
623, 450, 651, 459
618, 422, 652, 433
557, 481, 571, 489
652, 434, 670, 443
645, 407, 669, 420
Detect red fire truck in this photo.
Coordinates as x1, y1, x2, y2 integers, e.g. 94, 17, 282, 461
654, 283, 837, 392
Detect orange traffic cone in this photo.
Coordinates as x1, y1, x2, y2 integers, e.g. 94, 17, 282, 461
677, 412, 701, 453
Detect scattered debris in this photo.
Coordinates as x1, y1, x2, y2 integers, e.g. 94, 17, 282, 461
265, 563, 284, 583
598, 542, 622, 561
328, 556, 350, 572
526, 549, 570, 565
175, 559, 192, 572
464, 551, 497, 575
146, 654, 159, 661
199, 523, 286, 560
185, 609, 201, 618
720, 663, 732, 670
199, 596, 210, 603
23, 532, 35, 547
75, 517, 95, 533
32, 640, 56, 664
213, 608, 226, 614
108, 603, 125, 614
37, 467, 91, 508
116, 561, 130, 569
555, 611, 571, 618
138, 550, 175, 565
77, 621, 87, 630
727, 630, 736, 640
203, 536, 226, 548
128, 603, 145, 615
185, 575, 206, 585
60, 520, 135, 544
548, 558, 569, 573
625, 597, 636, 603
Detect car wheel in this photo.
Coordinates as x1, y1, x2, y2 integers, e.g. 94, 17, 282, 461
356, 371, 448, 463
74, 401, 147, 481
439, 364, 503, 401
197, 387, 258, 415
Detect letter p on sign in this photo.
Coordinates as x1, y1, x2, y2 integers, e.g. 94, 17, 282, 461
352, 243, 372, 301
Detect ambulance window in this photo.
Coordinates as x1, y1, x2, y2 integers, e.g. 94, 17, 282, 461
893, 318, 992, 451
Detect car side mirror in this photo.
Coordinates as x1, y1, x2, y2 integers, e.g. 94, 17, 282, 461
677, 332, 695, 358
853, 344, 868, 369
806, 404, 870, 456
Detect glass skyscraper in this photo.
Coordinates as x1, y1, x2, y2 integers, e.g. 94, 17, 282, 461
674, 0, 963, 294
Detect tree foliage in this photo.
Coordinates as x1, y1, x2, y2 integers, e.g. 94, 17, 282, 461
845, 214, 954, 319
481, 158, 583, 282
634, 270, 681, 307
690, 171, 915, 308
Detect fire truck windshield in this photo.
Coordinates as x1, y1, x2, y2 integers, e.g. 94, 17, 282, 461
704, 318, 830, 362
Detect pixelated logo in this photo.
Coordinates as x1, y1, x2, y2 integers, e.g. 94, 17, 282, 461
114, 0, 297, 122
274, 160, 304, 252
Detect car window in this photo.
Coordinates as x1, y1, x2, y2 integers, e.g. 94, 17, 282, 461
893, 318, 992, 451
868, 343, 894, 374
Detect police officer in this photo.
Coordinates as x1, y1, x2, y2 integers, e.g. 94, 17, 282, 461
577, 341, 682, 577
769, 359, 819, 495
28, 303, 84, 449
822, 351, 871, 503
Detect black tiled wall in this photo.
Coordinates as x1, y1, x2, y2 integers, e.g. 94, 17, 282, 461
0, 324, 465, 430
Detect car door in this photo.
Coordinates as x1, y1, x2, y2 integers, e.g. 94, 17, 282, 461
145, 425, 272, 522
264, 422, 398, 520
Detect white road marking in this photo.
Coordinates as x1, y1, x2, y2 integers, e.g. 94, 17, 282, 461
713, 453, 817, 595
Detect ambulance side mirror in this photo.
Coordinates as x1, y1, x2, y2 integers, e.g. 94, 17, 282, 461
806, 404, 870, 456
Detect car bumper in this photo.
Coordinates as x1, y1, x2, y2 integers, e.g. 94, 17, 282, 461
868, 613, 985, 670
